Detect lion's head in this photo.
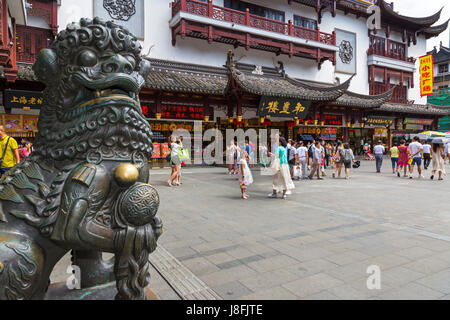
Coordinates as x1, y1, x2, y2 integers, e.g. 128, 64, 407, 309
32, 17, 152, 162
34, 17, 150, 114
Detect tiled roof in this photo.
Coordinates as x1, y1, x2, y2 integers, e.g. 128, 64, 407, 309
231, 66, 350, 101
145, 59, 228, 95
378, 0, 442, 28
421, 19, 450, 39
332, 87, 395, 108
380, 103, 450, 115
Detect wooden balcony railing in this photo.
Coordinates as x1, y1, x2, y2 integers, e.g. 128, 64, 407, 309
370, 82, 409, 104
368, 35, 416, 63
172, 0, 336, 45
16, 25, 53, 64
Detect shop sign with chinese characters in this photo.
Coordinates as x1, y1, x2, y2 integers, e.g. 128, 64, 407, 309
141, 104, 205, 120
419, 54, 433, 97
4, 90, 43, 110
257, 96, 311, 118
366, 116, 394, 127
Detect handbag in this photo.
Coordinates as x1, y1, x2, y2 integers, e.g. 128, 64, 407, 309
0, 137, 11, 167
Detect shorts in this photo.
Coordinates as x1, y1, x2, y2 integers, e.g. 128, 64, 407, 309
411, 157, 422, 166
344, 160, 351, 169
391, 157, 398, 167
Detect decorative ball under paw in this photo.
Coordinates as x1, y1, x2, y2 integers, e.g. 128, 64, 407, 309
119, 184, 159, 226
114, 163, 140, 188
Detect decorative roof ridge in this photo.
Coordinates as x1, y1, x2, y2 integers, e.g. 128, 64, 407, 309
422, 19, 450, 37
147, 58, 228, 77
345, 85, 395, 100
378, 0, 443, 27
285, 74, 354, 93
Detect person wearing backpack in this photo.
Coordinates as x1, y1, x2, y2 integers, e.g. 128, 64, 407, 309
0, 125, 20, 177
343, 143, 355, 179
332, 140, 345, 178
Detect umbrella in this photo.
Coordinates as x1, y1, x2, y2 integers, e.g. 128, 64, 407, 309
431, 137, 448, 144
420, 131, 446, 137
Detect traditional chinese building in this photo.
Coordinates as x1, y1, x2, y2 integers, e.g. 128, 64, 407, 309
428, 43, 450, 131
1, 0, 449, 163
0, 0, 57, 140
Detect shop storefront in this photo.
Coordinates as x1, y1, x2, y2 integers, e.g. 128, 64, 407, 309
1, 89, 41, 142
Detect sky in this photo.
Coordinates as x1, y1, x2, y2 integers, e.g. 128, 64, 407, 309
389, 0, 450, 51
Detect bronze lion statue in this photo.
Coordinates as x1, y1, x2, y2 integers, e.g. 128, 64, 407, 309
0, 17, 162, 300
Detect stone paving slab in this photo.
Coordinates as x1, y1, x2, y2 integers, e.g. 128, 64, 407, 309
46, 160, 450, 300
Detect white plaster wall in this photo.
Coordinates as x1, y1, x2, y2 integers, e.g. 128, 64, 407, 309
57, 0, 94, 31
408, 36, 427, 104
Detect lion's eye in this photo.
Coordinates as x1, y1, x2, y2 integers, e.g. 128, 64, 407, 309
77, 50, 98, 67
124, 55, 136, 70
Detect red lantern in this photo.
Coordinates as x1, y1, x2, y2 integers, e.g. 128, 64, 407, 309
263, 119, 272, 126
285, 121, 296, 127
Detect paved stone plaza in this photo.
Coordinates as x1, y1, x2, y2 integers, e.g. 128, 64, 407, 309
148, 158, 450, 300
50, 158, 450, 300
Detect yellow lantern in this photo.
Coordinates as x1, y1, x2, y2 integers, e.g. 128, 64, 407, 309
346, 122, 351, 127
314, 119, 318, 125
228, 117, 233, 124
320, 121, 325, 126
237, 115, 242, 122
360, 123, 365, 128
156, 113, 162, 120
295, 118, 300, 125
259, 117, 264, 124
204, 116, 210, 122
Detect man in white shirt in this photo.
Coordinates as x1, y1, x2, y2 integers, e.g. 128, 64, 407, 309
308, 141, 324, 180
409, 136, 424, 179
373, 140, 385, 173
287, 139, 297, 177
422, 140, 432, 170
296, 141, 309, 180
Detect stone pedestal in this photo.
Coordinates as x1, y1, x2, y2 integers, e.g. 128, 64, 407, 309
45, 281, 159, 300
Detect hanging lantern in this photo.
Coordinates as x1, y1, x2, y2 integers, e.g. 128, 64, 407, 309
320, 120, 325, 126
351, 123, 355, 128
360, 123, 365, 128
156, 113, 162, 120
228, 117, 233, 124
204, 115, 210, 122
304, 120, 308, 126
295, 118, 300, 125
346, 121, 351, 127
237, 115, 243, 122
286, 121, 296, 128
314, 119, 319, 125
260, 117, 265, 124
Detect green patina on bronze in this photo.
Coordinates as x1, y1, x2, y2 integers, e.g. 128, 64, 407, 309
0, 17, 162, 300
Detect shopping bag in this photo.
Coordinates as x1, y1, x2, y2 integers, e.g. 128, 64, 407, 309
293, 165, 301, 178
261, 158, 280, 176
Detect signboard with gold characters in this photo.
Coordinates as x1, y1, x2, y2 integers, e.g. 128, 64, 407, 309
258, 96, 311, 118
4, 89, 43, 110
419, 54, 433, 97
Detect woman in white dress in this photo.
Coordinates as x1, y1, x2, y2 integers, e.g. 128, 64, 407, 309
431, 142, 446, 180
239, 150, 253, 199
226, 140, 238, 174
268, 137, 295, 200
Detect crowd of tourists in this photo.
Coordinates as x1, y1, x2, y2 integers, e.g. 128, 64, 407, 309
225, 133, 449, 200
0, 125, 33, 177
